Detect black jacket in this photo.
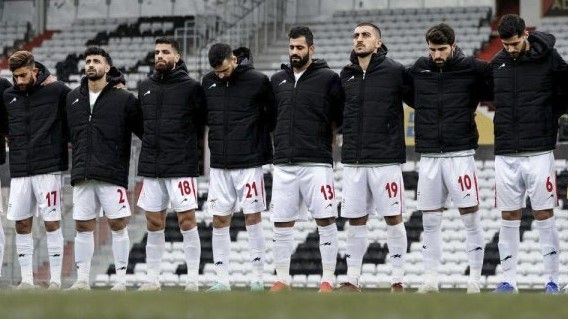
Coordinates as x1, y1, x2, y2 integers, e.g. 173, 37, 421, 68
3, 62, 70, 177
270, 59, 344, 165
491, 31, 568, 154
138, 61, 206, 178
407, 47, 492, 153
340, 47, 409, 164
0, 78, 11, 165
66, 68, 143, 188
202, 62, 275, 169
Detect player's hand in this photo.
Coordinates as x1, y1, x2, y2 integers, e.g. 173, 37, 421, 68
41, 75, 57, 86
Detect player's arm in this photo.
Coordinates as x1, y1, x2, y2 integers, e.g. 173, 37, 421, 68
402, 66, 415, 108
474, 59, 494, 103
328, 73, 345, 144
551, 49, 568, 117
192, 82, 208, 142
59, 84, 72, 143
126, 94, 143, 139
260, 75, 277, 132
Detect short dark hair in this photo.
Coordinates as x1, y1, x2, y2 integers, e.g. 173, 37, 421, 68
498, 14, 526, 39
425, 23, 455, 45
208, 43, 233, 68
288, 26, 314, 46
356, 22, 382, 38
233, 47, 253, 64
8, 50, 34, 71
84, 47, 113, 65
155, 37, 181, 53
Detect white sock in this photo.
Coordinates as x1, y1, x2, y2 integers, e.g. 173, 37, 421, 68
111, 227, 130, 285
246, 222, 265, 284
318, 223, 338, 284
535, 217, 560, 284
212, 226, 231, 286
145, 229, 165, 283
498, 219, 520, 287
346, 224, 368, 286
461, 211, 484, 283
273, 226, 294, 285
387, 222, 407, 284
16, 233, 34, 285
181, 227, 201, 285
74, 231, 94, 283
422, 212, 442, 282
46, 228, 63, 285
0, 222, 5, 277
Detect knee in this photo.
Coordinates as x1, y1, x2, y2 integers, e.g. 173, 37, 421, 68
44, 221, 60, 232
109, 218, 128, 232
501, 210, 522, 220
384, 214, 403, 226
459, 205, 479, 215
75, 220, 95, 232
146, 213, 165, 231
15, 219, 33, 234
533, 209, 553, 221
178, 211, 197, 231
244, 213, 262, 226
348, 215, 368, 226
213, 215, 232, 228
315, 217, 335, 227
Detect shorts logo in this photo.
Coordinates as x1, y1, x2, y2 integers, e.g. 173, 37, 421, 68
468, 247, 483, 253
391, 201, 399, 206
501, 255, 513, 262
325, 203, 333, 208
463, 194, 471, 199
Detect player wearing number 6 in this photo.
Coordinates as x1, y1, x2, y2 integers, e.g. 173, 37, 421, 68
339, 23, 411, 292
66, 47, 143, 291
491, 15, 568, 294
406, 24, 492, 293
202, 44, 275, 291
136, 38, 207, 292
3, 51, 70, 289
269, 26, 344, 292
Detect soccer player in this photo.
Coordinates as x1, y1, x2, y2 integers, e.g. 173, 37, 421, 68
406, 23, 492, 294
269, 26, 344, 293
3, 51, 70, 289
203, 44, 275, 291
491, 15, 568, 294
339, 23, 410, 292
66, 47, 143, 291
0, 76, 10, 279
137, 37, 206, 291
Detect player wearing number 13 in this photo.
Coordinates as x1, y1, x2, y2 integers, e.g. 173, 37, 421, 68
3, 51, 70, 289
66, 47, 143, 291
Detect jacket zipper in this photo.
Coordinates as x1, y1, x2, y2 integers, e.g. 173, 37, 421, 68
512, 60, 519, 152
86, 90, 103, 180
289, 72, 298, 163
155, 84, 163, 177
223, 81, 229, 168
438, 68, 444, 153
25, 92, 31, 174
356, 70, 366, 164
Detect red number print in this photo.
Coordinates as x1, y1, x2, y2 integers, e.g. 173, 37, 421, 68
458, 175, 472, 191
320, 185, 334, 200
45, 191, 57, 207
546, 176, 554, 192
245, 182, 259, 198
177, 180, 192, 196
117, 189, 125, 204
385, 182, 398, 198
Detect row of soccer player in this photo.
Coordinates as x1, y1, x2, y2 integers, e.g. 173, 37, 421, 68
0, 13, 566, 293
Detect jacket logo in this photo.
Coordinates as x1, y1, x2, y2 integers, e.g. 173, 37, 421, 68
347, 75, 355, 81
420, 70, 431, 73
72, 98, 79, 105
208, 83, 217, 89
278, 79, 287, 86
9, 97, 17, 104
143, 90, 151, 96
498, 63, 506, 69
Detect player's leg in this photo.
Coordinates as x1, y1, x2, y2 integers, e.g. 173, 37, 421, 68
301, 166, 338, 292
207, 168, 236, 291
494, 155, 524, 293
7, 176, 35, 288
167, 177, 200, 291
339, 166, 370, 291
270, 165, 301, 291
33, 173, 64, 289
371, 165, 407, 292
238, 167, 267, 291
137, 178, 168, 290
99, 182, 132, 291
444, 156, 484, 293
526, 152, 559, 293
416, 157, 446, 292
0, 180, 4, 280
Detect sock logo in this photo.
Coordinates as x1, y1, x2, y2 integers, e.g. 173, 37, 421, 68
252, 257, 261, 262
51, 254, 61, 257
468, 247, 483, 252
391, 254, 402, 258
117, 266, 127, 271
422, 245, 427, 249
345, 254, 351, 259
321, 242, 332, 246
215, 261, 224, 266
18, 254, 25, 258
544, 251, 558, 257
501, 255, 513, 262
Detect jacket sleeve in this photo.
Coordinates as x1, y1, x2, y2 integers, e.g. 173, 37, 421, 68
0, 82, 10, 136
474, 59, 494, 103
551, 49, 568, 117
126, 93, 143, 139
191, 83, 207, 139
328, 73, 344, 127
59, 84, 72, 143
402, 66, 415, 108
260, 75, 277, 132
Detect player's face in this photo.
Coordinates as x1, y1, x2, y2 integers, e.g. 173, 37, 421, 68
428, 42, 455, 68
213, 56, 237, 80
12, 66, 37, 91
84, 54, 110, 81
154, 43, 180, 72
501, 32, 528, 59
352, 25, 381, 57
289, 36, 313, 69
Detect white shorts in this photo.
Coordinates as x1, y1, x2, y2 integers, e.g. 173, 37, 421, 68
495, 152, 558, 211
73, 180, 132, 220
137, 177, 198, 213
7, 173, 62, 222
417, 155, 479, 210
207, 167, 266, 216
270, 165, 338, 222
341, 165, 405, 218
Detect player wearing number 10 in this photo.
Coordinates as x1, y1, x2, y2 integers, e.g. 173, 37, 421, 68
66, 47, 143, 291
3, 51, 70, 289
